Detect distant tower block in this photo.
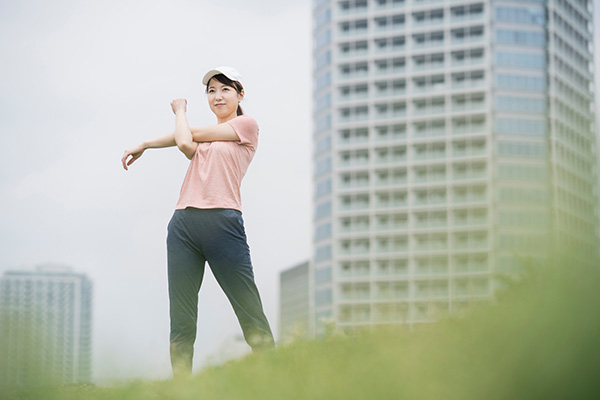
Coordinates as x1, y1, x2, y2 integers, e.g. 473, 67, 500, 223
0, 265, 93, 385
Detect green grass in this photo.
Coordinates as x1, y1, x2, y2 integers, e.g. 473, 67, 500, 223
3, 259, 600, 400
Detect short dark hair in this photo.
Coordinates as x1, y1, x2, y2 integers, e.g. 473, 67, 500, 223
206, 74, 244, 116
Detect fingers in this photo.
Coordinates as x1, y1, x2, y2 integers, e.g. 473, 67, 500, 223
121, 151, 129, 170
122, 145, 145, 171
171, 98, 187, 114
122, 150, 135, 171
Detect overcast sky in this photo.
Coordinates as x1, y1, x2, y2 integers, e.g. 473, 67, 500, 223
0, 0, 312, 383
2, 0, 600, 385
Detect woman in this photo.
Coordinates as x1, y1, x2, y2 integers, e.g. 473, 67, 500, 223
121, 66, 275, 377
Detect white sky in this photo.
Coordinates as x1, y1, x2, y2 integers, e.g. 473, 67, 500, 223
0, 0, 312, 383
1, 0, 599, 384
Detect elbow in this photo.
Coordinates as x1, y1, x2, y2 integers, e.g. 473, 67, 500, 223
191, 129, 205, 143
177, 143, 196, 159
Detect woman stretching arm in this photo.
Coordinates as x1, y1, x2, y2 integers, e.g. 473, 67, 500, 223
121, 102, 240, 170
121, 66, 274, 379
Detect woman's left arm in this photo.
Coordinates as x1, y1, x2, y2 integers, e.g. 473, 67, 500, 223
190, 124, 240, 142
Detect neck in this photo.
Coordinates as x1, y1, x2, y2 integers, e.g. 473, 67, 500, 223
217, 111, 238, 124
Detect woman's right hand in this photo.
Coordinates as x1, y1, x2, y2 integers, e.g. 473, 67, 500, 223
121, 143, 146, 171
171, 98, 187, 115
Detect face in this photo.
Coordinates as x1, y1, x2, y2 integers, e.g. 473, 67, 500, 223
207, 78, 244, 122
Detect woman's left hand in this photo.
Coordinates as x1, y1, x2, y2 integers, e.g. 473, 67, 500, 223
171, 98, 187, 115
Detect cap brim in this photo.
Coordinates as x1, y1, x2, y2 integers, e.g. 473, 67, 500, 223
202, 69, 222, 86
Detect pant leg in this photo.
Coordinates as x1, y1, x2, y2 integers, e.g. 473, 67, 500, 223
201, 209, 275, 351
166, 210, 206, 377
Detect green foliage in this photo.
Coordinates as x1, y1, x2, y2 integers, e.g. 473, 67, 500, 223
4, 258, 599, 400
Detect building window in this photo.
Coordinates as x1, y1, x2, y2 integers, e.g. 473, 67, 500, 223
496, 74, 545, 92
495, 118, 546, 136
315, 266, 332, 285
496, 96, 545, 113
315, 288, 332, 307
495, 6, 545, 25
315, 244, 332, 262
315, 200, 332, 221
315, 222, 332, 241
498, 187, 548, 204
315, 71, 331, 91
495, 52, 545, 69
496, 29, 545, 47
315, 156, 332, 176
497, 141, 546, 158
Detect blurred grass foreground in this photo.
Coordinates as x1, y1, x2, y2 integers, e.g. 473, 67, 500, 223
4, 255, 600, 400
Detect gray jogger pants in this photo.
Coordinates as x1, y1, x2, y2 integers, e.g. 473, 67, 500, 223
166, 208, 274, 374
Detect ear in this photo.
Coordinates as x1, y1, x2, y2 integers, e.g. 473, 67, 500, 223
238, 90, 245, 102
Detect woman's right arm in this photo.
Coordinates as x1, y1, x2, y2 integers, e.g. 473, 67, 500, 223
121, 132, 176, 170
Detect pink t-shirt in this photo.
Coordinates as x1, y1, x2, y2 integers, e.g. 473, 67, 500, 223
175, 115, 258, 212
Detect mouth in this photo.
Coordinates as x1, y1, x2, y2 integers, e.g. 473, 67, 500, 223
214, 103, 226, 107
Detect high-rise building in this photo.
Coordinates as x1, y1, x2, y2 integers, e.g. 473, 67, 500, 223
311, 0, 598, 335
279, 261, 311, 342
0, 265, 93, 385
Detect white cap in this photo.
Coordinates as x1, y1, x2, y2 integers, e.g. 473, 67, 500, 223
202, 66, 243, 87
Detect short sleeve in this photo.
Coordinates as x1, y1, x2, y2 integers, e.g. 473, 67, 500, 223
227, 115, 259, 150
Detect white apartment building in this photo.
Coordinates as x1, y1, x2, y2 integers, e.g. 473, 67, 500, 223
0, 265, 93, 385
311, 0, 598, 335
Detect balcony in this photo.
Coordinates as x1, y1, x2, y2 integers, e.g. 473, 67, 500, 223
413, 104, 446, 116
374, 65, 406, 76
453, 216, 488, 227
339, 49, 369, 60
375, 111, 407, 121
374, 43, 407, 55
413, 150, 446, 162
451, 34, 484, 46
374, 85, 406, 98
412, 18, 444, 30
413, 172, 447, 185
450, 13, 484, 25
414, 218, 447, 229
452, 100, 486, 113
339, 242, 370, 256
375, 241, 409, 253
414, 240, 448, 252
452, 169, 486, 181
412, 82, 447, 94
339, 27, 369, 38
375, 196, 408, 208
412, 39, 444, 51
451, 78, 485, 90
375, 130, 407, 142
339, 114, 369, 124
453, 237, 488, 251
338, 5, 368, 17
452, 148, 486, 158
338, 92, 369, 103
375, 218, 409, 231
376, 283, 409, 300
374, 0, 406, 12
